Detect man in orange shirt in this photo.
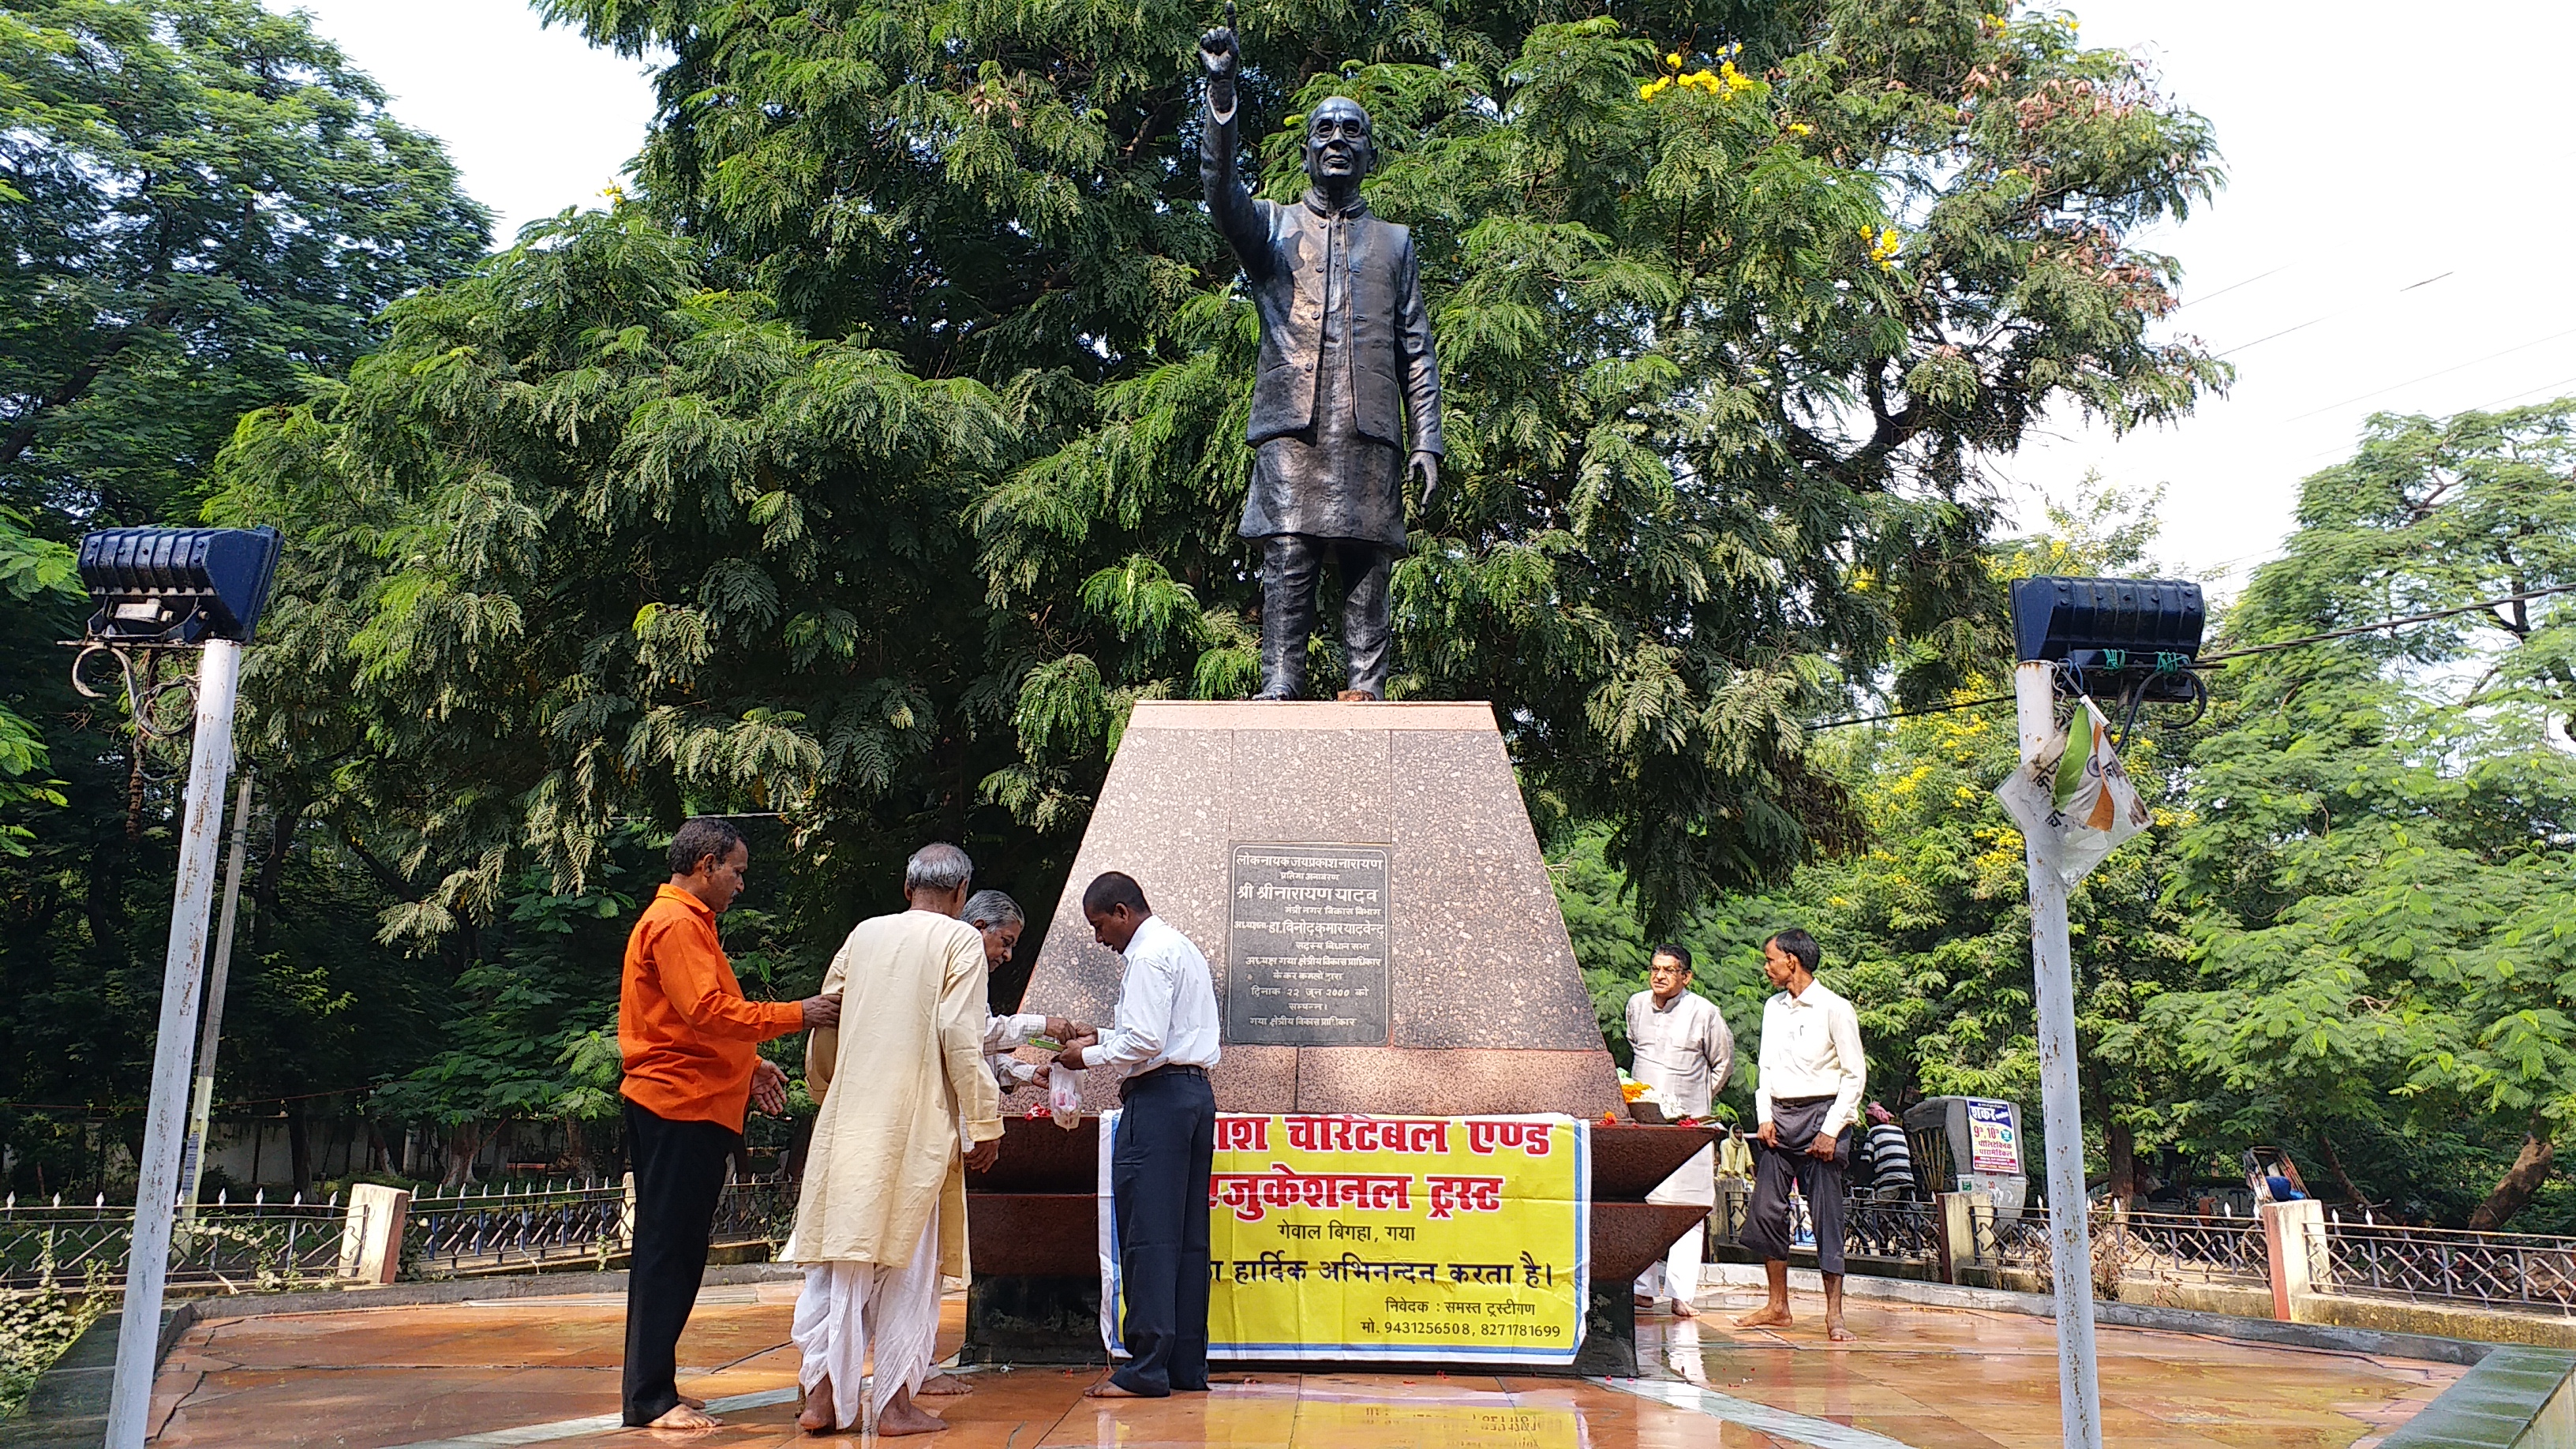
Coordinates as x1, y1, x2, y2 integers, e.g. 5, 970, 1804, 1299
620, 817, 840, 1431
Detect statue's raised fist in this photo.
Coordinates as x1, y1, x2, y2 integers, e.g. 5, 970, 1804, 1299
1199, 24, 1240, 77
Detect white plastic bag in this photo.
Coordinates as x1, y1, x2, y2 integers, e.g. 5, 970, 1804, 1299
1994, 695, 2150, 886
1048, 1063, 1084, 1129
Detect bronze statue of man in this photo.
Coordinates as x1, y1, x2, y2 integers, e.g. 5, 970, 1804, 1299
1198, 19, 1443, 702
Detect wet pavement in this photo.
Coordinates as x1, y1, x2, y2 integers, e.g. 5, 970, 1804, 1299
144, 1282, 2459, 1448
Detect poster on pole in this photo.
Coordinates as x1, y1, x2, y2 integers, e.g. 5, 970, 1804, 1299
1994, 695, 2149, 886
1966, 1099, 2021, 1174
1096, 1113, 1589, 1365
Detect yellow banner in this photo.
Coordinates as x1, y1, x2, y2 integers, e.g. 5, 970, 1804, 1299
1103, 1113, 1589, 1365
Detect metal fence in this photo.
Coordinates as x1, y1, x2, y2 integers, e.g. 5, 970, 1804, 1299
406, 1181, 627, 1278
403, 1176, 796, 1279
1970, 1202, 2054, 1271
1843, 1198, 1943, 1260
0, 1192, 357, 1294
2095, 1208, 2271, 1287
1710, 1189, 1945, 1265
2323, 1213, 2576, 1316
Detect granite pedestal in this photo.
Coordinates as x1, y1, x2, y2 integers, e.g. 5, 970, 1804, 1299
1013, 699, 1621, 1117
972, 701, 1696, 1370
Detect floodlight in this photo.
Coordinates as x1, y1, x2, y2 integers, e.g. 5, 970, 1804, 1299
77, 526, 283, 646
2009, 575, 2204, 703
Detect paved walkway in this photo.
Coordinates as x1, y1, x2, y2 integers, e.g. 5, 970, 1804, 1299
144, 1282, 2459, 1448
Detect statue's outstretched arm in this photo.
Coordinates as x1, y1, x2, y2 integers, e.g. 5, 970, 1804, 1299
1198, 17, 1266, 274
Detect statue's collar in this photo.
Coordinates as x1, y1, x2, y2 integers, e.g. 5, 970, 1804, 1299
1301, 187, 1370, 219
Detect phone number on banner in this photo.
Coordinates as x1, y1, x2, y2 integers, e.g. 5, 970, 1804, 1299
1099, 1112, 1591, 1365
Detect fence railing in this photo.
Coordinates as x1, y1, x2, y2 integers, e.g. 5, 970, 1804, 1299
1707, 1181, 2576, 1326
0, 1193, 358, 1294
1968, 1200, 2053, 1271
2, 1175, 804, 1293
1709, 1189, 1946, 1266
1846, 1198, 1942, 1260
2323, 1214, 2576, 1317
2093, 1208, 2271, 1287
403, 1176, 795, 1279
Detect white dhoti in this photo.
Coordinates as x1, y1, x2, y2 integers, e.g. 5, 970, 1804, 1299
791, 1202, 942, 1430
1638, 1144, 1716, 1306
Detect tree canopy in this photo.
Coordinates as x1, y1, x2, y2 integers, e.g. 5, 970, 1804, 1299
0, 0, 489, 1193
79, 0, 2576, 1230
537, 0, 2226, 924
2155, 402, 2576, 1228
0, 0, 491, 525
1574, 427, 2576, 1231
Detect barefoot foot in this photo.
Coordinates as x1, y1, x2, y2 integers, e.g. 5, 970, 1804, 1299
919, 1372, 973, 1396
798, 1379, 836, 1434
644, 1403, 722, 1432
1085, 1379, 1151, 1398
876, 1396, 950, 1436
1826, 1320, 1856, 1342
1671, 1297, 1698, 1318
1732, 1305, 1794, 1329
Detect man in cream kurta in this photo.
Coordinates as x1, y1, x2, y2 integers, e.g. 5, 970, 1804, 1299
785, 844, 1002, 1436
1626, 944, 1735, 1316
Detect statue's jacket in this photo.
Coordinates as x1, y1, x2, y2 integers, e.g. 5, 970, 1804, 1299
1204, 104, 1443, 549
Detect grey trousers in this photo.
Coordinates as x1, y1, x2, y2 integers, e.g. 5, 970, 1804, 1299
1742, 1095, 1853, 1274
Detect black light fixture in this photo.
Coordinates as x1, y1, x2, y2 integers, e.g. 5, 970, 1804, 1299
2009, 576, 2205, 704
76, 526, 283, 646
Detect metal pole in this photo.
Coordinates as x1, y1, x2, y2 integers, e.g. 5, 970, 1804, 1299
2015, 658, 2103, 1449
105, 640, 242, 1449
178, 772, 256, 1238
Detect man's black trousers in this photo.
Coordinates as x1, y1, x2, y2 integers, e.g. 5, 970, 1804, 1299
1110, 1068, 1217, 1395
621, 1100, 739, 1425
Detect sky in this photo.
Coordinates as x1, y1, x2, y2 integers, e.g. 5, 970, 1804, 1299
270, 0, 656, 244
1990, 2, 2576, 590
271, 1, 2576, 594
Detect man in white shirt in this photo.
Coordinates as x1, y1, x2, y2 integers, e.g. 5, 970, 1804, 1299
1735, 927, 1865, 1341
1625, 943, 1735, 1316
1050, 871, 1221, 1398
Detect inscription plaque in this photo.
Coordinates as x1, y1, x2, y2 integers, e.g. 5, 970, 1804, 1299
1226, 843, 1391, 1046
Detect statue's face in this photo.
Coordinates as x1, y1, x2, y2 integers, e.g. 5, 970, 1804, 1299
1304, 99, 1375, 186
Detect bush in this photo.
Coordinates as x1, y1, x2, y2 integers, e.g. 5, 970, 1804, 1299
0, 1279, 110, 1419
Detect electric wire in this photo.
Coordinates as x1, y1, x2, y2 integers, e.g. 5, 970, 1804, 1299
1803, 581, 2576, 732
2282, 324, 2576, 423
2193, 580, 2576, 663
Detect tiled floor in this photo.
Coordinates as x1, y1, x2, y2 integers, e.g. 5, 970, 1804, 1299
144, 1282, 2460, 1447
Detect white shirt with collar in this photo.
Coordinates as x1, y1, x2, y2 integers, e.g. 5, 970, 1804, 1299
1078, 915, 1222, 1074
1754, 977, 1866, 1138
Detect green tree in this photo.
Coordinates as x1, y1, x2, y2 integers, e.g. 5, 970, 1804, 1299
208, 212, 1022, 1146
2159, 400, 2576, 1229
545, 0, 2227, 926
1600, 484, 2198, 1198
0, 0, 490, 523
0, 506, 77, 856
0, 0, 488, 1194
